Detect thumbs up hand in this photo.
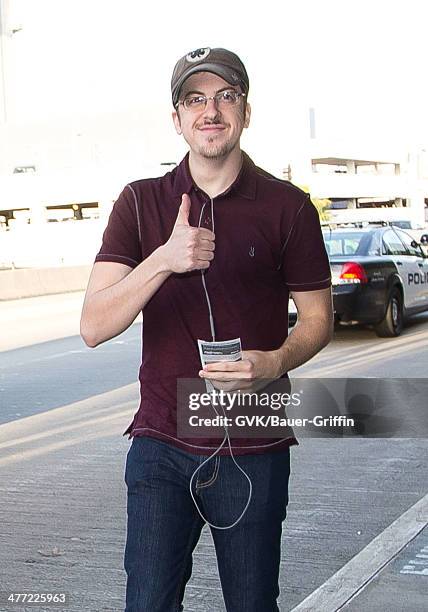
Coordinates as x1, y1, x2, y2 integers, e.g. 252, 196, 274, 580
161, 194, 215, 274
174, 193, 191, 228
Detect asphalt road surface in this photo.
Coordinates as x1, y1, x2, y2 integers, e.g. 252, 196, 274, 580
1, 299, 427, 426
0, 293, 427, 612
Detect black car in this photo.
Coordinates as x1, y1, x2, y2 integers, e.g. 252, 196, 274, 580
289, 224, 428, 337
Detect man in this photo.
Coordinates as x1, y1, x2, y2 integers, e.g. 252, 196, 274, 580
81, 47, 333, 612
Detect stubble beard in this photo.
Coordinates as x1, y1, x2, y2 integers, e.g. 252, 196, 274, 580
196, 136, 238, 160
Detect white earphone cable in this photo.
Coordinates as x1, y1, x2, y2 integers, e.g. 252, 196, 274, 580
189, 198, 253, 529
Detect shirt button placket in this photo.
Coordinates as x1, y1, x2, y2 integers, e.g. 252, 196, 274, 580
201, 202, 212, 230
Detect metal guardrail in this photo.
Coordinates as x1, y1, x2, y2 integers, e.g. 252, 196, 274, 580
322, 220, 403, 228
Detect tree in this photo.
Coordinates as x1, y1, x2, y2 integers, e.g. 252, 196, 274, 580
298, 185, 331, 221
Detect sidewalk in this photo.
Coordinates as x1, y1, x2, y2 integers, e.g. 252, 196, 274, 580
0, 292, 142, 352
0, 383, 427, 611
0, 292, 85, 352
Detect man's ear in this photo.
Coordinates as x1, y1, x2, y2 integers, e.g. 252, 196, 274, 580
172, 110, 182, 135
244, 102, 251, 128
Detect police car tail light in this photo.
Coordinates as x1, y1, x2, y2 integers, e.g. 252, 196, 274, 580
339, 262, 368, 284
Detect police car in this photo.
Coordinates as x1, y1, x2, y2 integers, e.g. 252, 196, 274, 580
289, 223, 428, 337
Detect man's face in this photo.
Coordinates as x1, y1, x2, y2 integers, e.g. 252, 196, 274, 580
172, 71, 251, 160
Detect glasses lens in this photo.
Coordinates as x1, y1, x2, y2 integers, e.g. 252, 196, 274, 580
218, 91, 239, 105
183, 96, 205, 111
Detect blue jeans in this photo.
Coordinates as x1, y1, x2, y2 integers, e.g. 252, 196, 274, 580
124, 436, 291, 612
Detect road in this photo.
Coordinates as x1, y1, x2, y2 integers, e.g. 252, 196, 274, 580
0, 293, 427, 611
1, 293, 427, 425
0, 292, 142, 425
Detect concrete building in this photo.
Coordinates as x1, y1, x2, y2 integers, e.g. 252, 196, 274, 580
283, 140, 428, 229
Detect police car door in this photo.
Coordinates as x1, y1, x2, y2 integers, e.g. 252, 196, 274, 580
382, 229, 418, 309
395, 229, 428, 308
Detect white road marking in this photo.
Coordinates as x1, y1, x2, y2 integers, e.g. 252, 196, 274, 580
301, 336, 428, 377
399, 542, 428, 575
0, 384, 138, 466
400, 567, 428, 575
294, 328, 428, 376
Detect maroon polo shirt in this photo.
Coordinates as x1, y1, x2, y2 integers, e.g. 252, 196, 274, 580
95, 151, 331, 455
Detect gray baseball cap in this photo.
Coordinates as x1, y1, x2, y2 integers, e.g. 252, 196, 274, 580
171, 47, 249, 108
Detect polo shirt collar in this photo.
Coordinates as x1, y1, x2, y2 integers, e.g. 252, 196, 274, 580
172, 150, 257, 200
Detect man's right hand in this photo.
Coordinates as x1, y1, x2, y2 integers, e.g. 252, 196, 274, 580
160, 194, 215, 273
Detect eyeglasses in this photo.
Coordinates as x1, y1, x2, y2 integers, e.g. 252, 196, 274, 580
177, 90, 246, 112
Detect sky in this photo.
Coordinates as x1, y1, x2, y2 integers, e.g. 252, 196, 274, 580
1, 0, 428, 175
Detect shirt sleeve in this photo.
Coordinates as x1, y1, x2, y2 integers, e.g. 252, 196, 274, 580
280, 193, 332, 291
95, 184, 142, 269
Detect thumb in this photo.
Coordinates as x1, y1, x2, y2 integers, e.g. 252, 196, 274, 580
175, 193, 191, 226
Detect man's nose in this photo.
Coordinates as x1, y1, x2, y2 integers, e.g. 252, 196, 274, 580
203, 96, 221, 117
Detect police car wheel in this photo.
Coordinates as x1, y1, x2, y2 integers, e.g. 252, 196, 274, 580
374, 288, 403, 337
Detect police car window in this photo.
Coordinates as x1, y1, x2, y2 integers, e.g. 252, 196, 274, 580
394, 229, 423, 257
323, 232, 367, 256
367, 232, 382, 256
382, 230, 408, 256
